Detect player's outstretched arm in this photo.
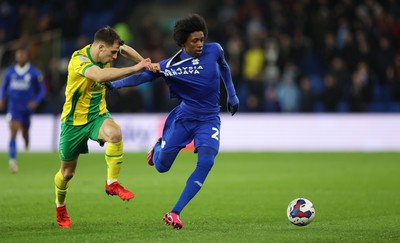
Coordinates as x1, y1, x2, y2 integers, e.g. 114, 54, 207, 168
84, 58, 152, 83
107, 69, 158, 90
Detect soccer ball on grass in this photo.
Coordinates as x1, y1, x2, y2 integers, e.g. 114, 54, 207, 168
287, 198, 315, 226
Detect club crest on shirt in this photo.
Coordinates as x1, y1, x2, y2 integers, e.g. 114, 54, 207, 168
192, 58, 199, 65
79, 56, 90, 67
79, 56, 89, 62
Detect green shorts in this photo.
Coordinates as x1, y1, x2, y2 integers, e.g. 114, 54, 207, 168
59, 113, 112, 161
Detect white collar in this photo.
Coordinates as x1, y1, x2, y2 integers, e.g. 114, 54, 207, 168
14, 63, 31, 75
166, 49, 195, 68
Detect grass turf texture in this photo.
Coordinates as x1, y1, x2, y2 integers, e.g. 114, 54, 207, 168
0, 152, 399, 242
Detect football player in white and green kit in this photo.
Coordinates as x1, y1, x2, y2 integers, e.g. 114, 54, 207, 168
55, 26, 156, 228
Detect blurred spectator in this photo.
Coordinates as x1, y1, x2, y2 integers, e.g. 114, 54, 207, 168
340, 30, 359, 72
242, 36, 265, 111
298, 76, 315, 112
348, 61, 373, 112
262, 38, 280, 87
321, 73, 341, 112
0, 0, 19, 43
263, 87, 281, 112
318, 32, 337, 71
276, 63, 300, 112
328, 56, 351, 99
387, 51, 400, 101
374, 35, 395, 84
18, 5, 38, 38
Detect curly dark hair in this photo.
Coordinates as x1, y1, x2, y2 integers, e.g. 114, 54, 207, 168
94, 26, 124, 46
173, 14, 208, 47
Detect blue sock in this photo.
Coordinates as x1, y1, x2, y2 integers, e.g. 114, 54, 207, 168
9, 139, 16, 160
171, 147, 216, 214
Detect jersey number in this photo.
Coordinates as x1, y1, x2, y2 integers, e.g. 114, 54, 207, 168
211, 127, 219, 141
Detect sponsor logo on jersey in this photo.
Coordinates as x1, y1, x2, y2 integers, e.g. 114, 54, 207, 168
164, 59, 203, 77
10, 74, 31, 90
91, 82, 105, 92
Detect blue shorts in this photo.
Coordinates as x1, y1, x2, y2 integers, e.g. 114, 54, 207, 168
6, 109, 32, 128
161, 107, 221, 153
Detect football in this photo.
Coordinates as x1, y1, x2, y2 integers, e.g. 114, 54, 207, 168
287, 198, 315, 226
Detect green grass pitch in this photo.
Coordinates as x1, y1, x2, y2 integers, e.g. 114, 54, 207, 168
0, 152, 399, 242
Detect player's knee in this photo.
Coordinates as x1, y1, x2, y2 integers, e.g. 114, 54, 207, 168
197, 147, 217, 171
62, 171, 74, 180
154, 151, 176, 173
101, 121, 122, 143
155, 157, 171, 173
107, 129, 122, 143
155, 164, 170, 173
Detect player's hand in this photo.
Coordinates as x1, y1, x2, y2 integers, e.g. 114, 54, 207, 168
135, 58, 152, 72
142, 58, 154, 71
227, 95, 239, 116
150, 63, 161, 72
28, 101, 38, 110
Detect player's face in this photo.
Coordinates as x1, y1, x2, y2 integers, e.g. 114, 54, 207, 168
15, 49, 28, 66
183, 31, 204, 57
99, 40, 120, 64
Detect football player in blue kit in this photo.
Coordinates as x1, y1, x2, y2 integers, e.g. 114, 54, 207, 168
0, 48, 46, 173
107, 14, 239, 229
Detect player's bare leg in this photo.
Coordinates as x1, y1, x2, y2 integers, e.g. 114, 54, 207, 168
8, 120, 20, 173
22, 127, 29, 150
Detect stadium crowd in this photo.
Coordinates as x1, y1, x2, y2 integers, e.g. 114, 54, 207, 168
1, 0, 400, 113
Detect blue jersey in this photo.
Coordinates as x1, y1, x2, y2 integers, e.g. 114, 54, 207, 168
160, 43, 225, 116
0, 63, 46, 112
111, 42, 238, 153
112, 42, 236, 120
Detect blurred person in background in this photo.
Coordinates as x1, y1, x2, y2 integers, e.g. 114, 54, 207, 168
387, 51, 400, 102
276, 61, 300, 112
0, 47, 46, 173
107, 14, 239, 229
321, 73, 342, 112
241, 36, 265, 111
54, 26, 156, 228
298, 76, 315, 112
262, 87, 281, 112
348, 61, 373, 112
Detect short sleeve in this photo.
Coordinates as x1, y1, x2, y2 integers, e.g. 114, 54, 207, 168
72, 54, 94, 76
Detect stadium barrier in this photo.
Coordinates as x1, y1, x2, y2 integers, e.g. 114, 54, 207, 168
1, 113, 399, 152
